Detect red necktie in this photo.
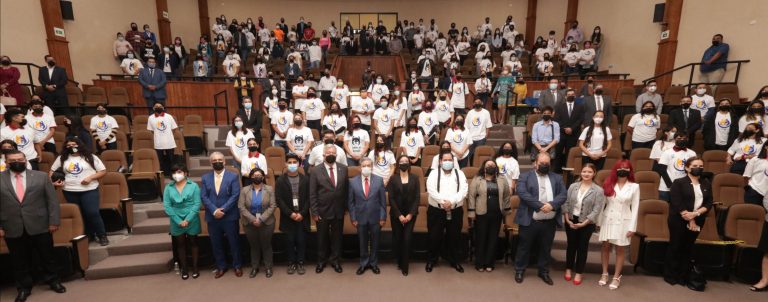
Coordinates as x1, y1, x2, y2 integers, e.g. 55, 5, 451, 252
15, 174, 24, 203
328, 166, 335, 186
364, 177, 370, 198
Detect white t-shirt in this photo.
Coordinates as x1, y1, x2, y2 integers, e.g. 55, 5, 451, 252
240, 154, 268, 176
465, 109, 492, 141
400, 131, 425, 157
373, 107, 396, 135
344, 129, 370, 157
418, 111, 439, 135
367, 150, 396, 179
393, 99, 408, 127
628, 113, 660, 143
714, 112, 733, 146
225, 130, 255, 161
25, 114, 56, 144
308, 45, 322, 61
292, 85, 309, 110
0, 126, 38, 160
51, 154, 106, 192
744, 158, 768, 196
408, 91, 425, 111
658, 149, 697, 191
351, 97, 375, 125
271, 110, 293, 141
434, 100, 453, 123
564, 52, 580, 66
301, 97, 325, 121
368, 84, 390, 103
264, 96, 280, 120
147, 113, 178, 150
322, 114, 347, 134
253, 63, 267, 78
578, 127, 612, 157
728, 138, 766, 160
738, 115, 768, 135
445, 128, 473, 159
286, 127, 314, 156
331, 86, 350, 109
449, 82, 469, 109
222, 59, 240, 77
691, 94, 715, 117
496, 156, 520, 187
650, 140, 675, 160
90, 115, 119, 143
120, 58, 143, 75
318, 76, 337, 91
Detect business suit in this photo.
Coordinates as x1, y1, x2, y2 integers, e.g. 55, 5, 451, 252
309, 163, 348, 268
562, 182, 605, 274
284, 63, 301, 79
157, 52, 181, 77
275, 172, 310, 264
387, 172, 420, 273
664, 176, 713, 284
38, 65, 69, 114
238, 184, 276, 270
0, 169, 62, 290
668, 107, 702, 147
236, 107, 263, 143
582, 94, 613, 127
702, 110, 739, 151
554, 100, 585, 170
538, 89, 564, 111
348, 174, 387, 268
201, 169, 242, 271
467, 176, 512, 270
514, 170, 567, 275
137, 67, 168, 110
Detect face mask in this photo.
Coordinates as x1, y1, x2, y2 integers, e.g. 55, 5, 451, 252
294, 120, 303, 126
408, 124, 417, 130
689, 167, 704, 177
376, 79, 383, 84
454, 120, 464, 127
648, 86, 657, 93
68, 146, 78, 154
394, 91, 400, 96
548, 83, 558, 90
352, 123, 361, 129
154, 107, 164, 114
172, 173, 186, 182
743, 130, 755, 137
118, 36, 125, 41
474, 103, 483, 110
8, 162, 26, 173
542, 115, 552, 121
503, 148, 514, 156
234, 121, 243, 128
1, 59, 11, 66
324, 139, 335, 145
696, 88, 706, 95
380, 101, 388, 108
287, 163, 299, 173
616, 169, 630, 178
536, 164, 550, 174
147, 63, 156, 68
642, 108, 655, 114
681, 103, 691, 109
752, 108, 765, 115
667, 132, 676, 141
252, 176, 264, 185
212, 162, 225, 171
126, 53, 134, 59
398, 163, 410, 172
248, 146, 259, 152
593, 117, 604, 125
675, 140, 688, 148
243, 103, 252, 110
485, 166, 497, 175
271, 89, 278, 94
439, 96, 446, 101
131, 26, 138, 31
441, 161, 454, 171
361, 167, 372, 177
33, 108, 43, 114
566, 96, 575, 102
411, 74, 416, 79
711, 41, 720, 46
278, 104, 287, 110
719, 105, 730, 111
325, 155, 336, 164
47, 60, 56, 67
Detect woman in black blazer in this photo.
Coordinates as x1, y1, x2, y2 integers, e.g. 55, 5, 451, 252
387, 155, 420, 276
702, 98, 739, 151
664, 156, 712, 288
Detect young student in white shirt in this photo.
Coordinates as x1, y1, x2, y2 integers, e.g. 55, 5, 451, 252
291, 77, 309, 112
271, 99, 293, 153
418, 101, 440, 145
656, 132, 697, 202
344, 115, 370, 167
368, 76, 390, 106
263, 85, 280, 120
239, 138, 268, 186
434, 90, 455, 126
317, 71, 337, 104
301, 89, 326, 133
331, 80, 350, 115
495, 141, 520, 194
25, 99, 57, 154
650, 126, 678, 161
742, 145, 768, 205
504, 53, 523, 74
465, 99, 493, 162
0, 108, 41, 169
691, 83, 715, 119
578, 111, 613, 170
391, 88, 408, 129
727, 122, 766, 175
445, 115, 473, 168
738, 100, 768, 136
225, 116, 256, 170
322, 103, 347, 140
399, 117, 425, 166
628, 101, 661, 149
253, 58, 267, 78
120, 51, 144, 76
222, 51, 240, 78
146, 103, 178, 175
449, 75, 470, 115
350, 90, 376, 131
308, 41, 322, 69
373, 97, 396, 142
89, 103, 119, 152
408, 85, 426, 116
367, 135, 396, 185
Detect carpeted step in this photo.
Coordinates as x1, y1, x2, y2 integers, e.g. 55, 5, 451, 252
106, 233, 172, 256
85, 251, 172, 280
131, 218, 171, 235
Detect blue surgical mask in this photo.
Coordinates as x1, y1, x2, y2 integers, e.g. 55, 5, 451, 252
441, 161, 454, 171
287, 163, 299, 173
243, 103, 252, 109
548, 83, 558, 90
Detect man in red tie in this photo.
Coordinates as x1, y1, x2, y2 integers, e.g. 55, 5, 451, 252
0, 150, 66, 302
309, 145, 348, 273
348, 157, 387, 275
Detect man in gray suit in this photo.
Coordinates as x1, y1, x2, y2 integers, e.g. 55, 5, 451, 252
348, 157, 387, 275
582, 83, 613, 127
0, 150, 66, 302
138, 57, 168, 111
309, 144, 349, 274
538, 78, 565, 111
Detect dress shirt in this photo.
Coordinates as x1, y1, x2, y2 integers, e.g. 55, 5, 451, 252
325, 163, 337, 187
11, 170, 26, 197
531, 120, 560, 145
426, 168, 468, 208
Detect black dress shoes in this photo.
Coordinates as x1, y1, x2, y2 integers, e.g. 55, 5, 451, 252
371, 265, 381, 274
332, 263, 343, 273
452, 263, 464, 273
49, 282, 67, 293
265, 269, 273, 278
515, 271, 524, 283
316, 263, 326, 273
538, 273, 554, 285
402, 270, 409, 276
249, 268, 259, 278
15, 289, 31, 302
425, 262, 434, 272
356, 266, 366, 275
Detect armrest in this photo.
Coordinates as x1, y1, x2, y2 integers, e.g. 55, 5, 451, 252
71, 235, 89, 272
561, 167, 574, 172
120, 198, 134, 228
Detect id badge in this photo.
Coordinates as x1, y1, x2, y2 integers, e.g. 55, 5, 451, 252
292, 198, 299, 208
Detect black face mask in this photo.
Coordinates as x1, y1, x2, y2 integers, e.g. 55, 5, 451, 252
566, 96, 575, 102
376, 142, 385, 149
719, 105, 731, 111
485, 166, 497, 175
131, 26, 138, 31
278, 104, 287, 110
0, 60, 10, 66
0, 149, 11, 155
454, 120, 464, 127
398, 163, 410, 172
325, 155, 336, 164
675, 140, 688, 148
752, 108, 765, 115
47, 61, 56, 67
503, 148, 514, 156
408, 124, 417, 130
324, 139, 334, 145
154, 107, 164, 114
252, 176, 264, 185
8, 161, 26, 173
594, 89, 603, 95
642, 108, 655, 114
248, 146, 259, 152
711, 40, 720, 46
536, 164, 550, 175
212, 162, 225, 171
616, 169, 630, 178
474, 103, 483, 109
743, 130, 755, 137
32, 108, 43, 114
542, 115, 552, 121
352, 123, 361, 129
689, 167, 704, 177
681, 103, 691, 109
97, 110, 107, 116
294, 120, 303, 126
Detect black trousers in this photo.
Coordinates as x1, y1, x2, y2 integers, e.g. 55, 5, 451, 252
664, 218, 701, 283
474, 214, 502, 269
556, 133, 579, 170
514, 219, 556, 274
4, 231, 61, 290
565, 218, 595, 274
156, 149, 175, 176
283, 224, 307, 263
316, 217, 343, 265
744, 186, 764, 206
427, 206, 463, 265
581, 156, 606, 170
307, 119, 322, 134
391, 215, 416, 272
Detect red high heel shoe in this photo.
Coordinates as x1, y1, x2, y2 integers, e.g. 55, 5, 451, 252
573, 277, 583, 285
564, 273, 572, 281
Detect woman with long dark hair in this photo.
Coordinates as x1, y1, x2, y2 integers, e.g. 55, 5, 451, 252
467, 159, 511, 272
578, 110, 612, 169
702, 98, 739, 151
726, 122, 765, 175
367, 135, 396, 185
387, 155, 420, 276
495, 141, 519, 195
627, 101, 660, 149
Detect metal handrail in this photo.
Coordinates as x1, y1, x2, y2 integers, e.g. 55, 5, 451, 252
212, 90, 229, 126
10, 62, 80, 88
641, 59, 751, 91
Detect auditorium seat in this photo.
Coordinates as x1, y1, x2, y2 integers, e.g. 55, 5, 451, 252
712, 173, 745, 210
603, 148, 623, 170
410, 166, 426, 193
265, 168, 275, 187
84, 86, 108, 107
471, 145, 495, 168
264, 146, 285, 176
260, 129, 271, 148
38, 151, 56, 173
100, 150, 127, 172
461, 166, 478, 180
702, 150, 729, 175
182, 114, 206, 155
629, 148, 653, 171
694, 210, 732, 280
66, 85, 84, 108
132, 115, 149, 134
131, 130, 155, 150
99, 172, 133, 232
634, 171, 660, 200
113, 114, 131, 134
724, 204, 765, 282
609, 128, 621, 151
413, 192, 429, 234
420, 145, 440, 172
172, 130, 188, 165
392, 128, 404, 148
616, 87, 636, 106
54, 203, 90, 277
107, 87, 131, 112
115, 130, 129, 150
561, 147, 582, 184
524, 113, 541, 153
348, 166, 361, 178
663, 85, 685, 107
127, 148, 162, 201
594, 169, 611, 186
82, 115, 93, 128
630, 199, 669, 274
503, 195, 520, 264
692, 132, 705, 154
53, 131, 66, 152
714, 84, 740, 104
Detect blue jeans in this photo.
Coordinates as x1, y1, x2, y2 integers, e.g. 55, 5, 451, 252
284, 225, 307, 263
659, 191, 670, 202
63, 189, 106, 237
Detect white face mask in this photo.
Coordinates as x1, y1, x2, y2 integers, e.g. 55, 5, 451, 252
667, 132, 676, 141
376, 79, 383, 84
172, 173, 186, 182
234, 121, 243, 128
361, 167, 372, 177
394, 91, 400, 96
271, 89, 278, 94
593, 117, 604, 125
548, 83, 558, 90
696, 88, 706, 95
648, 86, 657, 93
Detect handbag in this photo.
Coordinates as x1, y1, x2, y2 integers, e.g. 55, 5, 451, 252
0, 90, 17, 106
686, 262, 707, 291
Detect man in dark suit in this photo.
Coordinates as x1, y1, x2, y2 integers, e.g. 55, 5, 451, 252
668, 96, 702, 147
348, 158, 387, 275
201, 152, 243, 278
514, 152, 567, 285
296, 17, 308, 42
582, 83, 613, 127
236, 96, 263, 144
309, 145, 348, 273
38, 54, 69, 115
275, 153, 311, 275
137, 57, 168, 112
538, 78, 565, 111
554, 89, 585, 171
284, 56, 301, 80
0, 150, 66, 302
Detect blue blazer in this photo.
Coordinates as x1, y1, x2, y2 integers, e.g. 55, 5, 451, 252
515, 170, 567, 227
347, 175, 387, 225
201, 170, 241, 222
138, 67, 167, 99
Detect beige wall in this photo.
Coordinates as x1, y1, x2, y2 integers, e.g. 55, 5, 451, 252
534, 0, 567, 39
169, 0, 201, 44
0, 0, 50, 85
674, 0, 767, 97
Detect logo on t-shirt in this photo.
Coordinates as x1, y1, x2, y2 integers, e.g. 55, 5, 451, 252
278, 115, 288, 125
156, 121, 167, 131
249, 161, 260, 170
376, 154, 388, 167
742, 144, 756, 155
336, 94, 344, 101
235, 136, 246, 148
438, 103, 448, 112
471, 116, 481, 127
375, 87, 384, 94
32, 120, 48, 132
717, 117, 731, 128
294, 135, 305, 148
66, 161, 84, 175
453, 85, 463, 94
425, 117, 433, 126
673, 157, 686, 172
96, 121, 110, 132
351, 136, 361, 147
695, 99, 707, 110
406, 136, 416, 147
308, 102, 317, 110
452, 131, 464, 143
14, 135, 29, 148
329, 118, 337, 127
643, 117, 657, 127
380, 113, 389, 122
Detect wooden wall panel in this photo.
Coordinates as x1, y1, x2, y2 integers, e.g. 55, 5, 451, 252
40, 0, 74, 80
332, 56, 404, 89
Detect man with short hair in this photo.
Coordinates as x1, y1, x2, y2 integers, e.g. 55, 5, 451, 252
538, 78, 564, 111
699, 34, 729, 84
668, 96, 702, 147
582, 83, 613, 127
636, 80, 663, 115
531, 106, 560, 161
201, 152, 243, 278
138, 57, 167, 110
275, 153, 310, 275
348, 157, 387, 275
38, 55, 69, 115
308, 131, 347, 166
309, 145, 348, 274
425, 152, 468, 273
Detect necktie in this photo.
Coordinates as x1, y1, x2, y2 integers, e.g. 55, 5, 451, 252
568, 103, 573, 117
15, 174, 24, 203
246, 110, 251, 120
364, 177, 370, 198
215, 173, 222, 194
150, 69, 154, 78
328, 166, 335, 187
684, 110, 689, 124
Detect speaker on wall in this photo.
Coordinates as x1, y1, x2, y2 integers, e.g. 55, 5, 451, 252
653, 3, 665, 23
61, 1, 74, 21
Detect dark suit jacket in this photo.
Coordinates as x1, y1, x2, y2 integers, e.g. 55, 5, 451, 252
702, 111, 739, 150
668, 108, 702, 137
284, 63, 301, 78
669, 176, 713, 226
582, 95, 613, 127
348, 175, 387, 225
137, 67, 168, 99
275, 173, 311, 232
201, 170, 241, 222
387, 173, 420, 218
37, 66, 68, 99
309, 163, 348, 219
0, 170, 60, 238
157, 52, 181, 72
554, 101, 585, 135
515, 171, 567, 227
538, 89, 564, 110
236, 108, 263, 140
405, 78, 419, 92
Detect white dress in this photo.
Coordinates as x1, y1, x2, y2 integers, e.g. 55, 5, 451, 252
598, 182, 640, 246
